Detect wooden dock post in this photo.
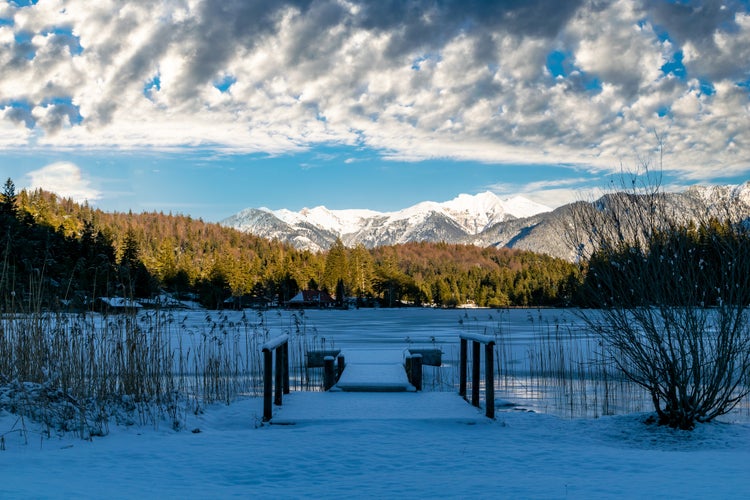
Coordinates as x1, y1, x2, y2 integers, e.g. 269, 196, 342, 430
485, 342, 495, 419
274, 346, 283, 406
459, 332, 496, 419
324, 355, 335, 390
471, 340, 481, 407
411, 354, 422, 391
261, 334, 290, 422
263, 348, 273, 421
282, 341, 290, 395
459, 337, 468, 397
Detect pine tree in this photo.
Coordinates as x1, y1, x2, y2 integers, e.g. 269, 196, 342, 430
1, 178, 18, 220
323, 238, 347, 293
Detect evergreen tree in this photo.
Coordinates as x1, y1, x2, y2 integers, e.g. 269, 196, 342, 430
120, 228, 140, 268
335, 278, 346, 307
1, 178, 18, 220
118, 228, 157, 298
348, 244, 373, 299
323, 238, 347, 293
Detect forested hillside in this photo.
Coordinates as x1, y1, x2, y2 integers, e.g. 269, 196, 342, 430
1, 179, 580, 309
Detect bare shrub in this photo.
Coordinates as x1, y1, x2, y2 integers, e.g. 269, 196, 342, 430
569, 170, 750, 429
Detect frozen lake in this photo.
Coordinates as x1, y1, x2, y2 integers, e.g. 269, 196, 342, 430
83, 306, 750, 422
259, 307, 645, 418
4, 307, 750, 498
246, 306, 585, 348
159, 307, 702, 420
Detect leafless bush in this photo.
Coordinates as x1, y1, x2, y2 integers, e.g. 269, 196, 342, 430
569, 169, 750, 429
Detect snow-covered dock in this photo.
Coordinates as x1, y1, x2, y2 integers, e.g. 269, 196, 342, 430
332, 348, 416, 392
269, 347, 487, 424
269, 391, 487, 425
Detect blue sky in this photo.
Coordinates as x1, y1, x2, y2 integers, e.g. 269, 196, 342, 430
1, 1, 750, 222
2, 148, 602, 220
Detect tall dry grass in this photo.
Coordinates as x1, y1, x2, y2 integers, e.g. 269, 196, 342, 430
449, 309, 656, 419
0, 297, 335, 438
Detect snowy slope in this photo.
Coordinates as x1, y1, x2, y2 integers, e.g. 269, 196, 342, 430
221, 183, 750, 257
222, 192, 552, 251
273, 206, 381, 234
276, 192, 549, 234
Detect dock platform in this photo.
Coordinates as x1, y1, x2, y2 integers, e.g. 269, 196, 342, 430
269, 391, 487, 425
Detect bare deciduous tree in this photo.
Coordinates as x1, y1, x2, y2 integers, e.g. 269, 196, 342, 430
569, 169, 750, 429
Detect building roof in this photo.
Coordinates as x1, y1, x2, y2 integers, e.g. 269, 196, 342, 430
288, 290, 335, 304
98, 297, 143, 309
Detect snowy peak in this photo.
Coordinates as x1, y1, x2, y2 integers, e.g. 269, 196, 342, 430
222, 183, 750, 259
271, 206, 379, 234
442, 191, 504, 214
685, 182, 750, 208
503, 195, 555, 219
222, 192, 553, 252
440, 192, 550, 233
267, 192, 551, 236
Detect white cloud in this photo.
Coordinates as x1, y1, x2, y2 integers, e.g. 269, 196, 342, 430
524, 188, 599, 208
0, 111, 33, 146
489, 178, 600, 209
26, 162, 101, 203
0, 0, 747, 182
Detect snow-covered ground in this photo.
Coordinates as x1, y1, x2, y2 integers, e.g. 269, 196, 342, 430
3, 395, 749, 498
2, 308, 750, 498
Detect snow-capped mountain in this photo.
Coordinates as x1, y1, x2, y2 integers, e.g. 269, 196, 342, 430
221, 183, 750, 261
221, 192, 551, 252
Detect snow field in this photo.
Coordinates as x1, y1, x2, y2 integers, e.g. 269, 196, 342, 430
2, 395, 749, 498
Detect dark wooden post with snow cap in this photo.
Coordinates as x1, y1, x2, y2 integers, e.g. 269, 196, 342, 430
411, 353, 422, 391
459, 332, 496, 419
472, 339, 481, 406
323, 355, 335, 391
263, 348, 273, 421
262, 334, 289, 422
275, 346, 284, 406
459, 337, 468, 397
485, 342, 495, 419
282, 341, 290, 395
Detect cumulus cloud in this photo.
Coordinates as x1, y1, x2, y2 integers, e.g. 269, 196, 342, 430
0, 0, 748, 181
26, 162, 101, 203
489, 177, 602, 208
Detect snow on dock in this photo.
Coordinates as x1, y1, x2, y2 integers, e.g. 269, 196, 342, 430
269, 391, 487, 425
269, 347, 488, 425
333, 363, 415, 392
333, 348, 415, 392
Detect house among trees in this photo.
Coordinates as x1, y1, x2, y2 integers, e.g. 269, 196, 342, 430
223, 295, 273, 310
286, 289, 335, 308
139, 293, 187, 309
95, 297, 144, 313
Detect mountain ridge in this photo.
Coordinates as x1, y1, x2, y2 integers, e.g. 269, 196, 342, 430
221, 191, 551, 252
221, 184, 750, 260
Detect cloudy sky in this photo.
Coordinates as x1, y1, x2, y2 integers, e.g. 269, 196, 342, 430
1, 0, 749, 221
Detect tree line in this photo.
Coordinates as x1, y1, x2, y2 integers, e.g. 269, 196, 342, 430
1, 178, 581, 310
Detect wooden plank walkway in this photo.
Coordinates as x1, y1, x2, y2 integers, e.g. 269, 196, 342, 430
267, 347, 488, 424
269, 392, 487, 425
332, 348, 415, 392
